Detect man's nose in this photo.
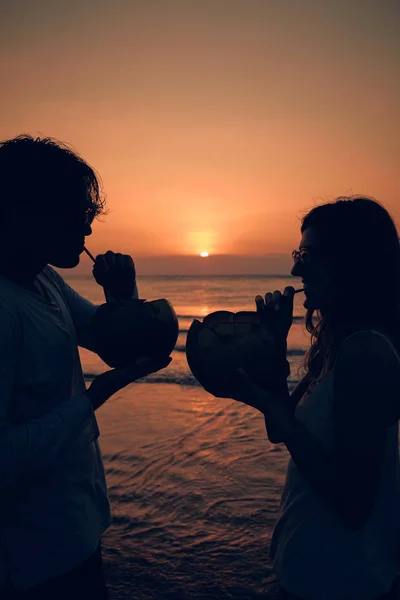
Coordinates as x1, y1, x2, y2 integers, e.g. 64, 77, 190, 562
84, 223, 92, 236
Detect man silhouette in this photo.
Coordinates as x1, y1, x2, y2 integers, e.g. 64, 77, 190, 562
0, 135, 168, 599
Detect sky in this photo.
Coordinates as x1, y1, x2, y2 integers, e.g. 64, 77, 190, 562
0, 0, 399, 274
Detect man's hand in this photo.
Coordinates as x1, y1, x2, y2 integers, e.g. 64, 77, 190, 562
93, 251, 136, 301
86, 356, 172, 410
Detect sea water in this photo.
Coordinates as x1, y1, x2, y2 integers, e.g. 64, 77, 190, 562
66, 274, 309, 599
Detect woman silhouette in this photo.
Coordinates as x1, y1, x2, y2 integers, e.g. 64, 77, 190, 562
231, 197, 400, 600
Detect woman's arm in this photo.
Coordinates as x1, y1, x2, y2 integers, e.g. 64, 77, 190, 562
332, 331, 400, 527
268, 331, 399, 529
263, 374, 311, 443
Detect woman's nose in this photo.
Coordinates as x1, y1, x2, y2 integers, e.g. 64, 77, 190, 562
291, 260, 303, 277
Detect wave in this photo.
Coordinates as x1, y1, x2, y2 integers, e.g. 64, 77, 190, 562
174, 344, 187, 353
83, 368, 301, 387
288, 348, 305, 356
144, 373, 200, 386
172, 345, 305, 356
84, 371, 200, 386
178, 315, 305, 324
84, 372, 300, 388
292, 316, 304, 323
177, 315, 203, 321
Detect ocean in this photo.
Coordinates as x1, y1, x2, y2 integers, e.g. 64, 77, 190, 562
66, 274, 309, 599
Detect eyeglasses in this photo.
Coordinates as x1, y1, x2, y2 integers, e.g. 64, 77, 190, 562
68, 211, 93, 227
292, 248, 313, 265
78, 212, 92, 226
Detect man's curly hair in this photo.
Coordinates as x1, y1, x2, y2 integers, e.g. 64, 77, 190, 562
0, 134, 106, 223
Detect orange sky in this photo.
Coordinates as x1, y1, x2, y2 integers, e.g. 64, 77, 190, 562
1, 1, 399, 274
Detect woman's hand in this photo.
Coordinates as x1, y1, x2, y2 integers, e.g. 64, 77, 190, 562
235, 367, 295, 426
255, 286, 295, 342
227, 367, 296, 444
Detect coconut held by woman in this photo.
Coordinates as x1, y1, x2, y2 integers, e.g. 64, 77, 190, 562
186, 287, 304, 428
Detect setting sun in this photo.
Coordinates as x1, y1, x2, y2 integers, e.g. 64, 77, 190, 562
200, 251, 209, 258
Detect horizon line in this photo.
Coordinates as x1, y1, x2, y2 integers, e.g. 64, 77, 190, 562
64, 272, 294, 279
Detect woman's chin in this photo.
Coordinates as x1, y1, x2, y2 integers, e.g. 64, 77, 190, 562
303, 294, 318, 311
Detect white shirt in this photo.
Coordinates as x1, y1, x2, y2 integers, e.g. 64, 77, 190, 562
0, 266, 112, 590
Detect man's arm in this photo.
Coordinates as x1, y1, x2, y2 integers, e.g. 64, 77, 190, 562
0, 306, 96, 493
47, 266, 138, 352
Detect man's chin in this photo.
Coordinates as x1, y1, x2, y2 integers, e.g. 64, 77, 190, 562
49, 253, 81, 269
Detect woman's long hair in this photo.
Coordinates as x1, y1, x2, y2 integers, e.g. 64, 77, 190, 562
301, 196, 400, 379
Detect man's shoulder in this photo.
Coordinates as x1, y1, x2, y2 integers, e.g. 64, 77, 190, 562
41, 265, 64, 287
0, 276, 24, 315
41, 266, 73, 301
0, 288, 22, 337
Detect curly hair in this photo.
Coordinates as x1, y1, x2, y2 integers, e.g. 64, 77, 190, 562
0, 134, 106, 224
301, 196, 400, 379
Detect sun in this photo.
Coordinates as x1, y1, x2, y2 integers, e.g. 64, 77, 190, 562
200, 251, 209, 257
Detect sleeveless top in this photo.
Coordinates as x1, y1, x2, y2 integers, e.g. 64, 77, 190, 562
270, 330, 400, 600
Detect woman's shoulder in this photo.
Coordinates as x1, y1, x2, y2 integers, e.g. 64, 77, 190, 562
338, 329, 400, 368
334, 328, 400, 426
